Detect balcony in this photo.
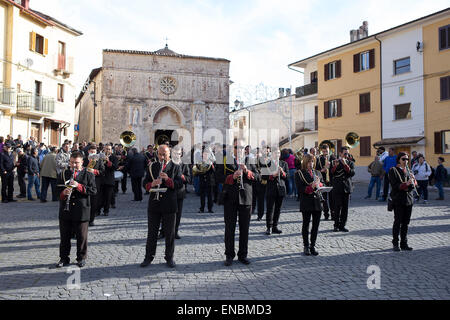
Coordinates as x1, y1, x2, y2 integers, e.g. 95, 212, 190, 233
295, 119, 317, 132
53, 55, 74, 78
295, 82, 317, 98
17, 93, 55, 116
0, 87, 16, 113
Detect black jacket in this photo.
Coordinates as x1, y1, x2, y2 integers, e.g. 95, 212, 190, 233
215, 153, 235, 184
177, 163, 191, 199
197, 165, 215, 186
143, 160, 183, 213
389, 166, 414, 206
435, 164, 448, 182
330, 159, 355, 195
126, 153, 147, 178
0, 150, 15, 173
295, 169, 324, 212
83, 156, 105, 189
17, 154, 28, 175
57, 168, 97, 222
222, 157, 259, 206
315, 154, 336, 186
255, 155, 271, 185
102, 154, 118, 186
263, 159, 289, 198
27, 155, 40, 175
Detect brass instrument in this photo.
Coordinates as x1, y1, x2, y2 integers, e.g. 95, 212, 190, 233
345, 132, 360, 149
405, 163, 420, 197
120, 131, 136, 148
319, 140, 336, 156
63, 171, 75, 212
87, 153, 98, 170
192, 161, 212, 176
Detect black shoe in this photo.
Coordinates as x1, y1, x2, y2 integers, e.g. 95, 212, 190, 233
8, 199, 17, 202
303, 246, 311, 256
140, 259, 152, 267
89, 222, 95, 227
77, 260, 86, 268
224, 257, 233, 266
111, 205, 116, 209
175, 233, 181, 240
257, 217, 262, 221
166, 259, 176, 268
401, 245, 413, 251
55, 260, 70, 268
17, 194, 26, 198
324, 215, 329, 221
2, 200, 8, 203
393, 245, 400, 252
310, 246, 319, 256
333, 226, 339, 232
272, 227, 282, 234
339, 227, 349, 232
435, 197, 444, 200
238, 257, 250, 265
198, 209, 204, 213
40, 199, 47, 203
364, 196, 370, 199
208, 210, 214, 213
265, 228, 271, 235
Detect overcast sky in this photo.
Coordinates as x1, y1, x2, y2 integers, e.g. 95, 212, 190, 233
32, 0, 449, 105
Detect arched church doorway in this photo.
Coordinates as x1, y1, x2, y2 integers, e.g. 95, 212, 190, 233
155, 130, 179, 146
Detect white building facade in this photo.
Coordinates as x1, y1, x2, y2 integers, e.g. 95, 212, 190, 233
0, 0, 81, 146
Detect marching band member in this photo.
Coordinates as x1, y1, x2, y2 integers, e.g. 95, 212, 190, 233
315, 144, 335, 220
83, 145, 104, 226
172, 146, 192, 239
295, 154, 324, 256
140, 145, 183, 268
195, 149, 215, 213
330, 146, 355, 232
263, 149, 289, 235
55, 151, 97, 268
389, 152, 416, 251
99, 144, 118, 216
222, 140, 259, 266
255, 146, 271, 221
126, 147, 147, 202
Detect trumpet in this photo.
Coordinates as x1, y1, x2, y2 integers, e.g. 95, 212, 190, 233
64, 171, 75, 212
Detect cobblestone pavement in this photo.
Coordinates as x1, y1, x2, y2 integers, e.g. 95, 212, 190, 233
1, 181, 449, 300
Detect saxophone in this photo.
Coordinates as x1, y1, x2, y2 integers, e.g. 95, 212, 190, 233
87, 153, 98, 170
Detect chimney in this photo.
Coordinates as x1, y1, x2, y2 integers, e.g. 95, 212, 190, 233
285, 88, 291, 96
350, 21, 369, 42
21, 0, 30, 9
278, 88, 285, 98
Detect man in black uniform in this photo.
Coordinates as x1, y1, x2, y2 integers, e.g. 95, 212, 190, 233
315, 145, 335, 220
263, 149, 289, 235
15, 148, 28, 198
99, 144, 118, 216
195, 149, 215, 213
140, 145, 183, 268
330, 146, 355, 232
0, 144, 16, 203
222, 140, 258, 266
83, 145, 105, 226
126, 147, 147, 202
55, 151, 97, 268
255, 146, 271, 221
172, 146, 191, 239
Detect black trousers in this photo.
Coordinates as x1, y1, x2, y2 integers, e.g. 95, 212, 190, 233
322, 191, 330, 217
145, 209, 176, 261
333, 193, 350, 229
59, 219, 89, 262
417, 180, 428, 200
256, 183, 267, 219
199, 183, 213, 211
266, 195, 284, 229
120, 171, 127, 193
131, 177, 143, 201
213, 183, 218, 202
302, 211, 321, 247
89, 194, 99, 222
382, 172, 390, 200
175, 197, 184, 234
224, 203, 251, 259
41, 176, 57, 201
1, 172, 14, 201
251, 183, 257, 214
100, 185, 114, 213
17, 172, 27, 196
392, 205, 412, 246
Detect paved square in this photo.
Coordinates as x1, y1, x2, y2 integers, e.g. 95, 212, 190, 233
1, 182, 449, 300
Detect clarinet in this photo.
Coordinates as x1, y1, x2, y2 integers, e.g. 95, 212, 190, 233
155, 160, 165, 201
64, 170, 75, 212
312, 169, 325, 202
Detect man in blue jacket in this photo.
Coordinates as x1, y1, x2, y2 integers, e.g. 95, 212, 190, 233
380, 147, 397, 202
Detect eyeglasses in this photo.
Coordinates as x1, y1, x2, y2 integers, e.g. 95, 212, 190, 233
401, 158, 408, 161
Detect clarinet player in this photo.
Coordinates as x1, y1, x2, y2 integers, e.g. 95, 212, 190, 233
389, 152, 417, 251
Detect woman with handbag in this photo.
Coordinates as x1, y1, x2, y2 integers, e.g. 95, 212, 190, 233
388, 152, 416, 252
263, 149, 289, 235
295, 154, 324, 256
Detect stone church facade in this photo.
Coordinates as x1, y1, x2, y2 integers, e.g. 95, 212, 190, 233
75, 46, 230, 150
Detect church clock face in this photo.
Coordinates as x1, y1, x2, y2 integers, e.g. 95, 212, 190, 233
160, 76, 177, 95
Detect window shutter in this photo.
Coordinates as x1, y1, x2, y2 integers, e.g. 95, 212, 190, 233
434, 132, 443, 154
324, 63, 329, 81
366, 93, 371, 112
336, 60, 341, 78
324, 101, 329, 119
29, 32, 36, 52
369, 49, 375, 69
441, 77, 449, 101
337, 139, 342, 153
337, 99, 342, 117
314, 105, 318, 130
360, 136, 371, 156
440, 27, 447, 50
44, 38, 48, 56
353, 53, 360, 73
359, 94, 364, 113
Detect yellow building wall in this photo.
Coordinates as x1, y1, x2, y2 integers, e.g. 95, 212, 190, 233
423, 17, 450, 166
318, 42, 381, 166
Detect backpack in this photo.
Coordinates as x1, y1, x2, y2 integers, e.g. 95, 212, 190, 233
428, 164, 435, 185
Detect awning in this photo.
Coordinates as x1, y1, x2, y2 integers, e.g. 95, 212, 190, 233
45, 118, 70, 125
373, 136, 424, 147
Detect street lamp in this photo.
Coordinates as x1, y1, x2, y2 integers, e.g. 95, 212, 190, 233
90, 81, 97, 142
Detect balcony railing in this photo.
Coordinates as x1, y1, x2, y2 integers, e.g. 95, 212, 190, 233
295, 82, 318, 98
295, 119, 317, 132
17, 93, 55, 114
0, 87, 16, 106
